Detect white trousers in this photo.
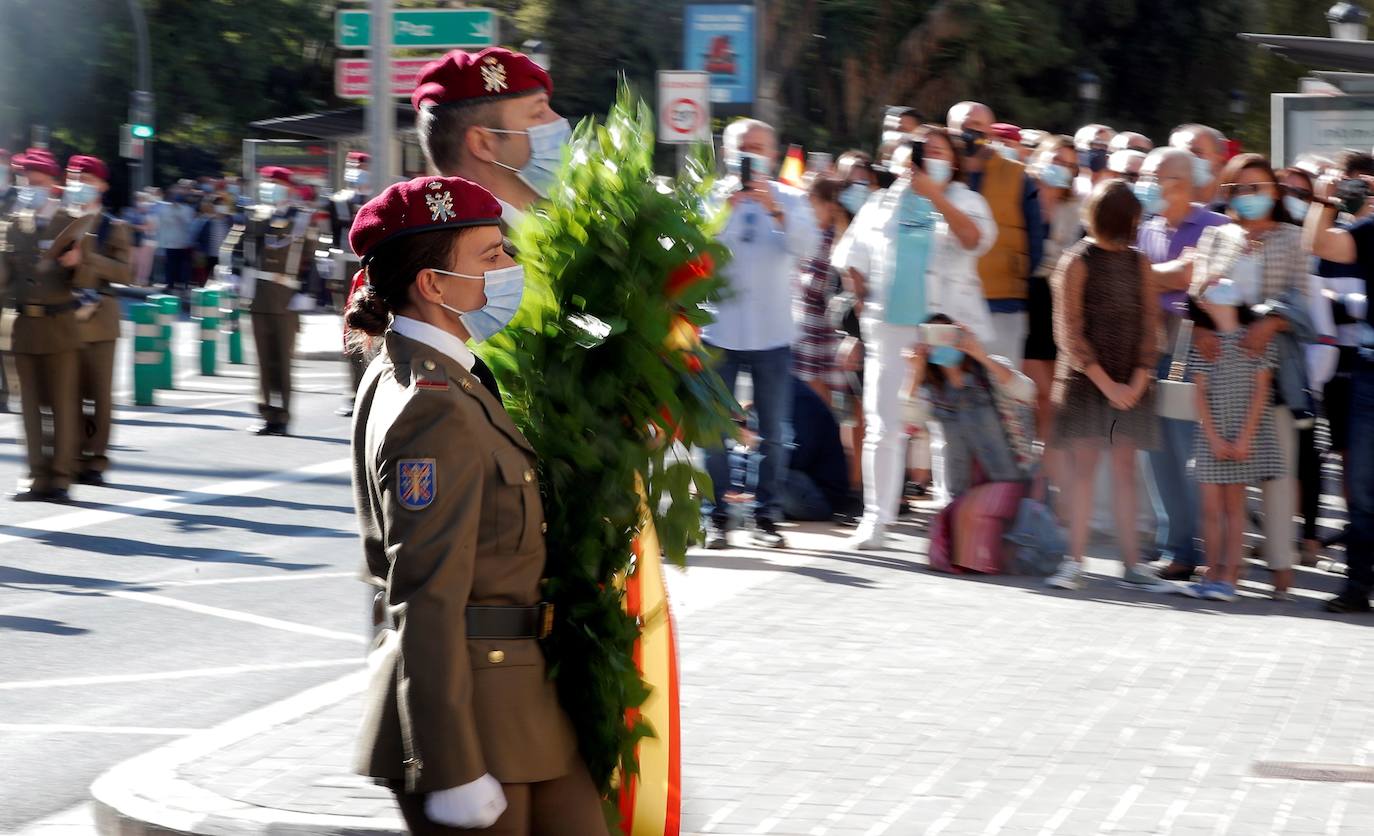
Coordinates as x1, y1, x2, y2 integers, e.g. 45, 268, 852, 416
860, 320, 922, 526
986, 310, 1028, 367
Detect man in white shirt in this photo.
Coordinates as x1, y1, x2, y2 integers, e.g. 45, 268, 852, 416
700, 118, 818, 550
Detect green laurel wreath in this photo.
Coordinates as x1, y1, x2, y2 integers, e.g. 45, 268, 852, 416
480, 83, 738, 813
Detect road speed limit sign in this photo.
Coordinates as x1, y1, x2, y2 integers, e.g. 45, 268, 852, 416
657, 71, 711, 144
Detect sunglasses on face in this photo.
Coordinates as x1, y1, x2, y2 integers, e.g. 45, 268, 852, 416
1225, 183, 1273, 197
1280, 184, 1313, 202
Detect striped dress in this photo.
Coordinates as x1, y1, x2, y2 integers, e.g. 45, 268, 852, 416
792, 226, 840, 386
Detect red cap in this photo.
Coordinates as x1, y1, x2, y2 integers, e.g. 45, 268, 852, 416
990, 123, 1022, 143
412, 47, 552, 112
350, 176, 501, 264
13, 147, 60, 179
347, 151, 371, 164
259, 166, 294, 185
66, 154, 110, 182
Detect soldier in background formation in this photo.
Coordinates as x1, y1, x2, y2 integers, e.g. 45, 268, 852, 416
331, 151, 372, 418
0, 148, 84, 501
220, 166, 317, 436
66, 155, 133, 485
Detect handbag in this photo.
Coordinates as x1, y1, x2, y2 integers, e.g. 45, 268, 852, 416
1003, 472, 1067, 577
1156, 318, 1198, 422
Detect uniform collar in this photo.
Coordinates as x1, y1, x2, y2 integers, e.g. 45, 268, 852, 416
392, 315, 476, 372
496, 198, 525, 228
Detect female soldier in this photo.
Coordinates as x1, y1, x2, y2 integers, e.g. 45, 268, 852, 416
345, 176, 603, 834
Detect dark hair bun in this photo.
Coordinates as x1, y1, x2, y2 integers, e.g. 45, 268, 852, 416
344, 282, 390, 340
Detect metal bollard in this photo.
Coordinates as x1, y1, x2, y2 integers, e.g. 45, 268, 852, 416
131, 303, 159, 406
191, 287, 220, 376
220, 289, 244, 364
152, 294, 178, 389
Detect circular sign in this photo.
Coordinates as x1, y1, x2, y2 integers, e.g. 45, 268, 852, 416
667, 97, 704, 135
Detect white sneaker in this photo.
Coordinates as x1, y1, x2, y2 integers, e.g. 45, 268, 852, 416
851, 523, 887, 551
1045, 559, 1084, 590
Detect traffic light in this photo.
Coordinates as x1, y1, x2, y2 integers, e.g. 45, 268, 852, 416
131, 123, 155, 140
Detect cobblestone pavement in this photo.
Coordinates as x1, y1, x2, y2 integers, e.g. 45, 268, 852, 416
97, 511, 1374, 836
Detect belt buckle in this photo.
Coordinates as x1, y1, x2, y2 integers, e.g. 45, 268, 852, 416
539, 603, 555, 639
22, 304, 44, 317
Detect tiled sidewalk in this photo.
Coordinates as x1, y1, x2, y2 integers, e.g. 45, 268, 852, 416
91, 520, 1374, 835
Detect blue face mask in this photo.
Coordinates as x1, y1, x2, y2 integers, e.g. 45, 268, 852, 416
64, 182, 98, 211
1231, 193, 1274, 221
258, 182, 287, 205
1040, 163, 1073, 190
1203, 278, 1242, 307
1133, 180, 1167, 215
839, 182, 870, 216
486, 117, 571, 198
1191, 154, 1213, 188
1283, 195, 1309, 222
15, 186, 47, 210
434, 264, 526, 343
345, 168, 370, 190
930, 346, 964, 368
924, 158, 953, 186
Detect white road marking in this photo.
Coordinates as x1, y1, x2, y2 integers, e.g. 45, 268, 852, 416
0, 724, 201, 736
106, 590, 367, 644
0, 457, 351, 549
0, 658, 361, 691
155, 571, 358, 588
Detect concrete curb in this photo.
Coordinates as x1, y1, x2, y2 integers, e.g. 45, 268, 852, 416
89, 669, 402, 836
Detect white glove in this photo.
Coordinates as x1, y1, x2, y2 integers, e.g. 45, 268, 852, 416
424, 774, 507, 829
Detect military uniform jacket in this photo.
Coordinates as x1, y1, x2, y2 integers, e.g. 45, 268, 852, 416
220, 205, 318, 316
328, 189, 367, 251
350, 331, 577, 794
0, 204, 88, 354
74, 212, 134, 344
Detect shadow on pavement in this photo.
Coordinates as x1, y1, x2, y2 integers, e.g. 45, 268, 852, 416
1, 528, 326, 571
0, 614, 90, 635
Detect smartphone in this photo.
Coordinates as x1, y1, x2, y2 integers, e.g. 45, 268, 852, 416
738, 155, 753, 191
906, 139, 925, 172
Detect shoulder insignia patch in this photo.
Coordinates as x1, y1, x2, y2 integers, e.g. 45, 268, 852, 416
415, 378, 449, 391
398, 459, 436, 510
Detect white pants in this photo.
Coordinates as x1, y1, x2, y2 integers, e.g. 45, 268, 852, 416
860, 319, 921, 526
1262, 406, 1297, 571
986, 310, 1028, 367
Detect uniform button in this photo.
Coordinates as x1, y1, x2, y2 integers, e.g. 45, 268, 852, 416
422, 360, 436, 371
487, 650, 505, 664
460, 379, 473, 392
541, 522, 548, 534
523, 469, 534, 483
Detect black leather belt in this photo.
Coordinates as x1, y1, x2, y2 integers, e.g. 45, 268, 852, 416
466, 603, 555, 639
12, 300, 80, 317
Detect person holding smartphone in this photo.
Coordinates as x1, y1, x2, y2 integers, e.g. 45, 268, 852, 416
831, 124, 997, 551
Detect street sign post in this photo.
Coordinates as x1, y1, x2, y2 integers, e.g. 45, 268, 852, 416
336, 9, 498, 49
657, 71, 712, 144
336, 56, 439, 100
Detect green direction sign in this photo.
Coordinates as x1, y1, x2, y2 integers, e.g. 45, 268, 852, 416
336, 9, 499, 50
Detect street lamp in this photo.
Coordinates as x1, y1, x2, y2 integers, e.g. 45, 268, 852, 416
1078, 70, 1101, 122
522, 39, 550, 71
1328, 3, 1369, 41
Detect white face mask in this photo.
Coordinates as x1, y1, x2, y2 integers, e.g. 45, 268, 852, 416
64, 180, 98, 212
258, 182, 288, 206
484, 117, 572, 198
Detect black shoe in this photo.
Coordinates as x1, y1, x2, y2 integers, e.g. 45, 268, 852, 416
335, 405, 354, 417
1323, 595, 1371, 614
1158, 562, 1197, 582
76, 470, 105, 486
704, 519, 729, 550
250, 422, 288, 436
11, 489, 47, 502
45, 488, 71, 503
752, 519, 787, 549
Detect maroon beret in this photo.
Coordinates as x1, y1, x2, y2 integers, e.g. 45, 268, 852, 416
347, 151, 371, 164
991, 123, 1022, 143
350, 176, 501, 264
259, 166, 294, 185
14, 147, 59, 179
66, 154, 110, 182
412, 47, 552, 112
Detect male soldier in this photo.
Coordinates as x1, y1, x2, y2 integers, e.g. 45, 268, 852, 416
331, 151, 372, 417
220, 166, 317, 436
66, 155, 133, 485
0, 148, 89, 501
411, 46, 570, 233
